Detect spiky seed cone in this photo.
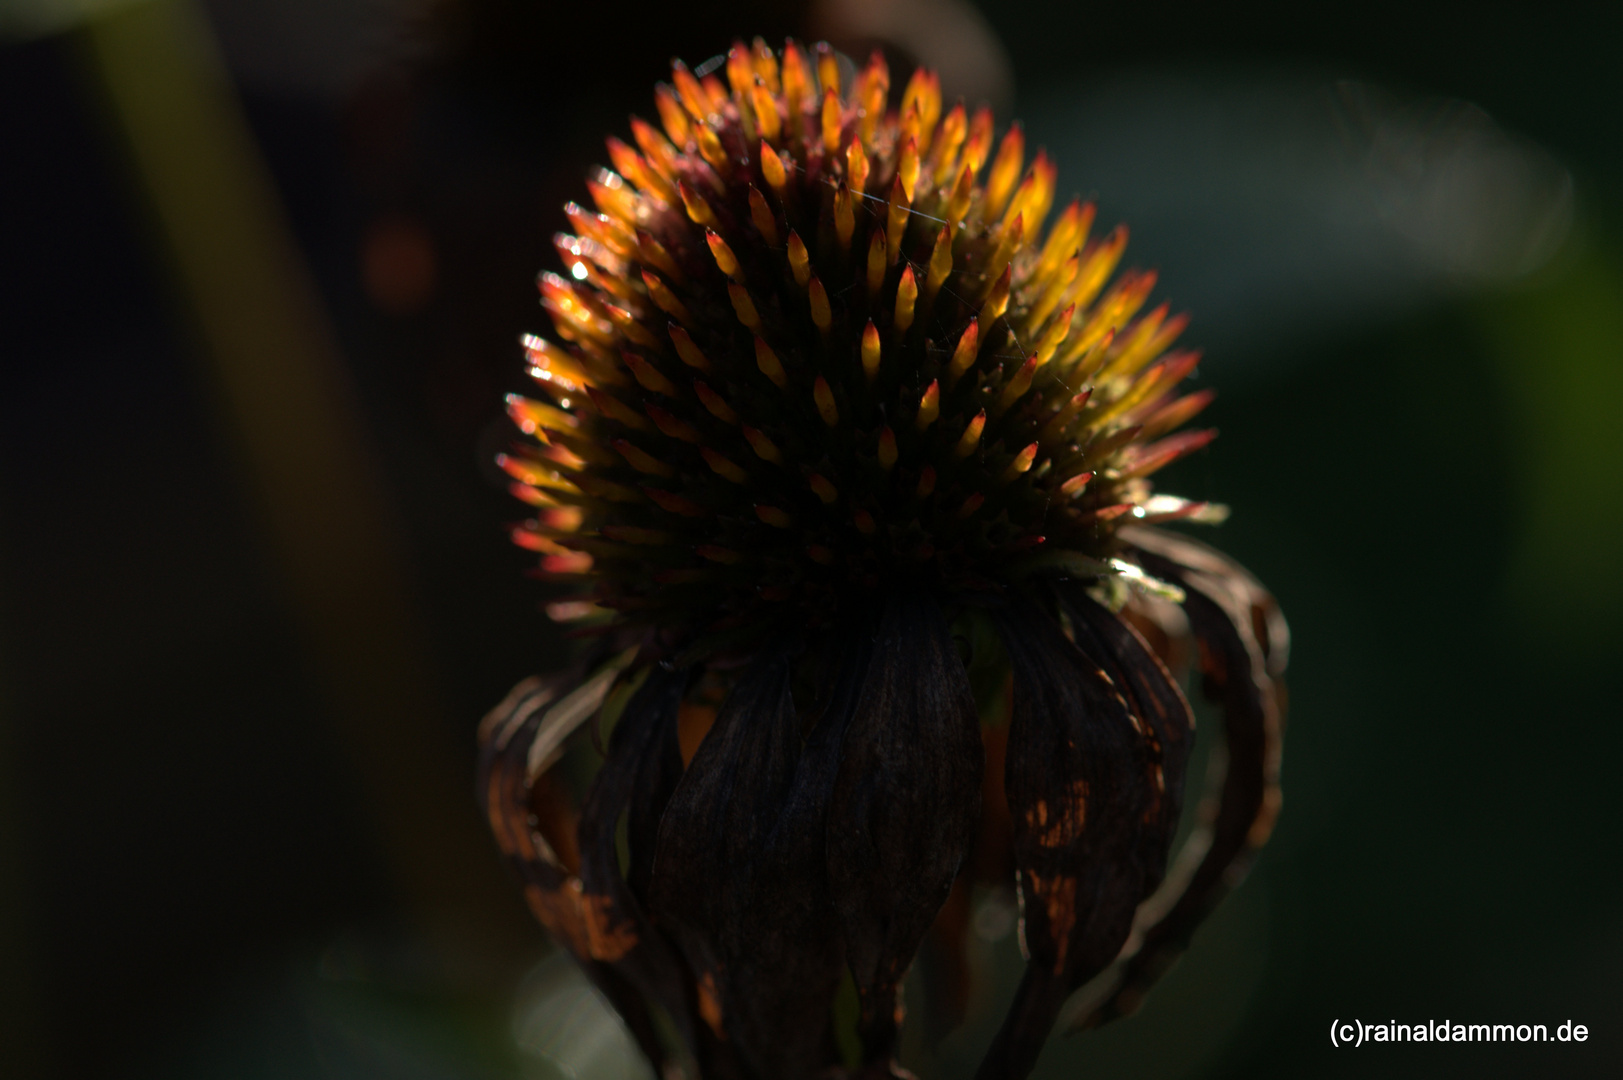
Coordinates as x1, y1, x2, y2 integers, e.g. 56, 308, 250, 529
483, 39, 1293, 1080
505, 40, 1216, 645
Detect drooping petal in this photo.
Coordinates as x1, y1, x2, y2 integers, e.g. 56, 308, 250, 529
625, 684, 686, 908
729, 632, 879, 1076
477, 675, 585, 946
1125, 526, 1290, 675
978, 593, 1173, 1080
650, 643, 849, 1078
576, 664, 702, 1065
476, 661, 670, 1068
1058, 586, 1195, 852
652, 648, 802, 902
828, 592, 984, 1066
1064, 525, 1286, 1030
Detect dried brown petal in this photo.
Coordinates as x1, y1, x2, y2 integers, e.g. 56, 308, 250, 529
1063, 526, 1286, 1030
577, 666, 702, 1062
1059, 586, 1195, 846
651, 644, 846, 1077
829, 593, 984, 1065
979, 595, 1173, 1080
477, 670, 669, 1068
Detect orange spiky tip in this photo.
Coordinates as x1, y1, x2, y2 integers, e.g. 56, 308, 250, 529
507, 39, 1214, 639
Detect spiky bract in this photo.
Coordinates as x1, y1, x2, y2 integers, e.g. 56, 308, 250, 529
502, 39, 1217, 643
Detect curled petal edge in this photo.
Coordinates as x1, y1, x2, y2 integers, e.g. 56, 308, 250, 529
1060, 525, 1287, 1032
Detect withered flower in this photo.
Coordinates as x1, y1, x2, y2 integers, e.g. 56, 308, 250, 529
478, 39, 1287, 1080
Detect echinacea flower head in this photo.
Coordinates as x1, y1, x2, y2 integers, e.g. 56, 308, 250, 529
479, 39, 1288, 1080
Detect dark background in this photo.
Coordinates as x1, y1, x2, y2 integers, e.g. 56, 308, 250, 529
2, 1, 1620, 1077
